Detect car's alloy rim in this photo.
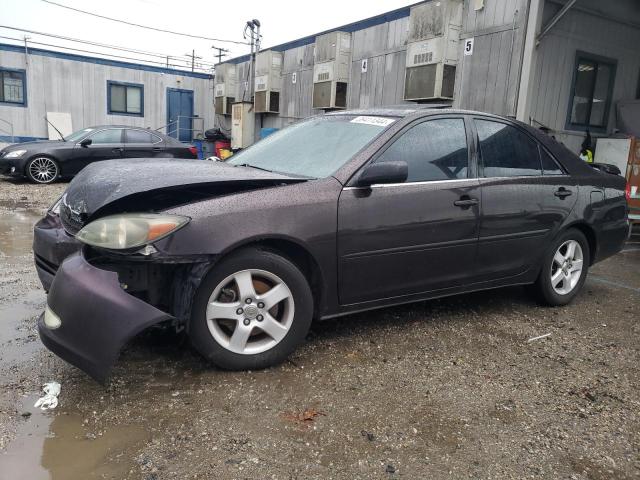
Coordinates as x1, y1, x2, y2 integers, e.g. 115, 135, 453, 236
28, 157, 58, 183
206, 269, 295, 355
550, 240, 583, 295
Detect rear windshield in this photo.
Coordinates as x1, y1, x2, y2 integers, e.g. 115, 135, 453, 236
228, 115, 395, 178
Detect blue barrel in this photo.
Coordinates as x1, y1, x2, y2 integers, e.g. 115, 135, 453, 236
260, 128, 279, 139
192, 139, 204, 159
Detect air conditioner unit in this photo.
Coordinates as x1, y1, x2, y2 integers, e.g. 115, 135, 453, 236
231, 101, 254, 149
254, 50, 282, 114
312, 31, 351, 110
214, 63, 236, 115
404, 0, 462, 101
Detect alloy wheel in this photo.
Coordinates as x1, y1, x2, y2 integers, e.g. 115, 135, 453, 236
28, 157, 58, 183
550, 239, 584, 295
205, 269, 295, 355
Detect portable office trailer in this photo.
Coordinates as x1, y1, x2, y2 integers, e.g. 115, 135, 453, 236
0, 43, 214, 147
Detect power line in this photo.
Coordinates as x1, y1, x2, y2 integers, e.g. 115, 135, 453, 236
42, 0, 250, 46
0, 34, 214, 73
0, 25, 218, 68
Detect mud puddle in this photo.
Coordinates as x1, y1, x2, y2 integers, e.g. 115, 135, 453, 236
0, 395, 149, 480
0, 208, 42, 258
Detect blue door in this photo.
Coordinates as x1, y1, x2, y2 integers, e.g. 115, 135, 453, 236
166, 88, 194, 142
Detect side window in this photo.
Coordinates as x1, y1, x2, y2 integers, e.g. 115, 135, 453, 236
375, 118, 469, 182
125, 129, 158, 144
476, 120, 542, 177
540, 148, 564, 175
89, 129, 123, 144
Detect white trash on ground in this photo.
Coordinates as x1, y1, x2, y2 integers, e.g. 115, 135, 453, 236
527, 333, 551, 343
34, 381, 61, 410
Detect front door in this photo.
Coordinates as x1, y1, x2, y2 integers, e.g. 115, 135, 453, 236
71, 128, 124, 174
472, 118, 577, 281
337, 117, 481, 305
167, 88, 194, 142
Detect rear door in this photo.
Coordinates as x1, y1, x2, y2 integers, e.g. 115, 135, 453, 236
337, 116, 481, 305
71, 128, 124, 173
124, 128, 165, 158
473, 118, 577, 281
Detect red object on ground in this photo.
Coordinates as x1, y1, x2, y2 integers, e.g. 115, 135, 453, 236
214, 140, 231, 158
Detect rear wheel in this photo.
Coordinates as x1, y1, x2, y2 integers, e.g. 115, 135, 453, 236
26, 156, 59, 184
534, 229, 590, 306
189, 248, 313, 370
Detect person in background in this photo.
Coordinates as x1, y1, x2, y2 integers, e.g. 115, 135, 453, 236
579, 130, 594, 163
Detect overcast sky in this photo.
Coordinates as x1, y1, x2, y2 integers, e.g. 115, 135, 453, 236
1, 0, 415, 72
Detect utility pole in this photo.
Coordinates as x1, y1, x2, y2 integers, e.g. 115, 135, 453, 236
211, 45, 229, 64
185, 50, 202, 72
243, 19, 261, 101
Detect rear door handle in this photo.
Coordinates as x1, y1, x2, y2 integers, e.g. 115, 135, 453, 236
112, 147, 124, 153
152, 147, 162, 152
554, 188, 573, 198
454, 197, 479, 207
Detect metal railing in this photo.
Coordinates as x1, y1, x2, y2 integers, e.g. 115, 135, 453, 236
0, 118, 14, 144
156, 116, 204, 141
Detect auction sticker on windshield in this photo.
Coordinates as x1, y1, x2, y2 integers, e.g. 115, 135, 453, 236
350, 116, 395, 127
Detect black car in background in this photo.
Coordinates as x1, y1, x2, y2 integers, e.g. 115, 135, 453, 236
33, 108, 630, 382
0, 126, 198, 184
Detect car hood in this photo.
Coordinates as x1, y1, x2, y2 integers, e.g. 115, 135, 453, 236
2, 140, 65, 152
61, 158, 305, 223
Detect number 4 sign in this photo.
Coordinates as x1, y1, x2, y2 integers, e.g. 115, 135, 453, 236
464, 38, 474, 56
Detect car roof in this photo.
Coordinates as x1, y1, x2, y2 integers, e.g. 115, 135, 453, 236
326, 106, 513, 120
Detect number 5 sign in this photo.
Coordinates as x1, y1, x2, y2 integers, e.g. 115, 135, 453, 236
464, 38, 474, 56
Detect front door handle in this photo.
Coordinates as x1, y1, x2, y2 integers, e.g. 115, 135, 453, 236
112, 147, 124, 153
454, 197, 479, 207
554, 187, 573, 198
152, 147, 162, 152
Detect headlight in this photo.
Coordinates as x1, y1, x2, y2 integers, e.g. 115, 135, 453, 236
76, 213, 190, 250
4, 149, 26, 158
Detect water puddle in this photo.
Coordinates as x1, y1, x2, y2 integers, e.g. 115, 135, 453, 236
0, 395, 149, 480
0, 208, 43, 258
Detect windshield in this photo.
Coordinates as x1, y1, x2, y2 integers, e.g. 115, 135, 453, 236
227, 115, 395, 178
64, 128, 95, 142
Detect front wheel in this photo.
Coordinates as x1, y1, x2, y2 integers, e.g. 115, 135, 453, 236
189, 248, 313, 370
534, 229, 590, 306
26, 156, 59, 184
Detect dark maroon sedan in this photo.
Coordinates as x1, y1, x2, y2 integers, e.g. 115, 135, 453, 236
33, 108, 631, 382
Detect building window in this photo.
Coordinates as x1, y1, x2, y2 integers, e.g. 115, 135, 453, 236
0, 68, 26, 106
107, 81, 143, 116
567, 52, 616, 131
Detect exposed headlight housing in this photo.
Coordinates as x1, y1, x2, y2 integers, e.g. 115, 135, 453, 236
49, 195, 64, 215
76, 213, 190, 250
4, 149, 27, 158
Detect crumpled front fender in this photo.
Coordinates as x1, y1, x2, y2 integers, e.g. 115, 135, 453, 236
38, 252, 173, 383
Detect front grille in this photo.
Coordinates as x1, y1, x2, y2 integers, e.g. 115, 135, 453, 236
59, 203, 84, 235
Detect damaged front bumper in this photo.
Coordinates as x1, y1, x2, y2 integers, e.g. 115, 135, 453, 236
33, 212, 82, 291
38, 252, 174, 383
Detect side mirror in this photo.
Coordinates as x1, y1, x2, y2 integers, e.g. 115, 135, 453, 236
591, 162, 621, 176
355, 160, 408, 187
80, 138, 92, 147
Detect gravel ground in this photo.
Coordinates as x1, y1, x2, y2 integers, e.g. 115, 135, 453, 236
0, 176, 638, 479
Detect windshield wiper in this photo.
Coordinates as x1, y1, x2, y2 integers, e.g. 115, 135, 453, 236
44, 117, 66, 141
235, 163, 273, 173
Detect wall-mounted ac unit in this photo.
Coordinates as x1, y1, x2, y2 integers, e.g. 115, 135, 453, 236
312, 31, 351, 110
254, 50, 282, 114
214, 63, 236, 115
404, 0, 462, 102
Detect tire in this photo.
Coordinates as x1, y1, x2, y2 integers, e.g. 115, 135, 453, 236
534, 228, 590, 306
25, 156, 59, 184
189, 248, 313, 370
